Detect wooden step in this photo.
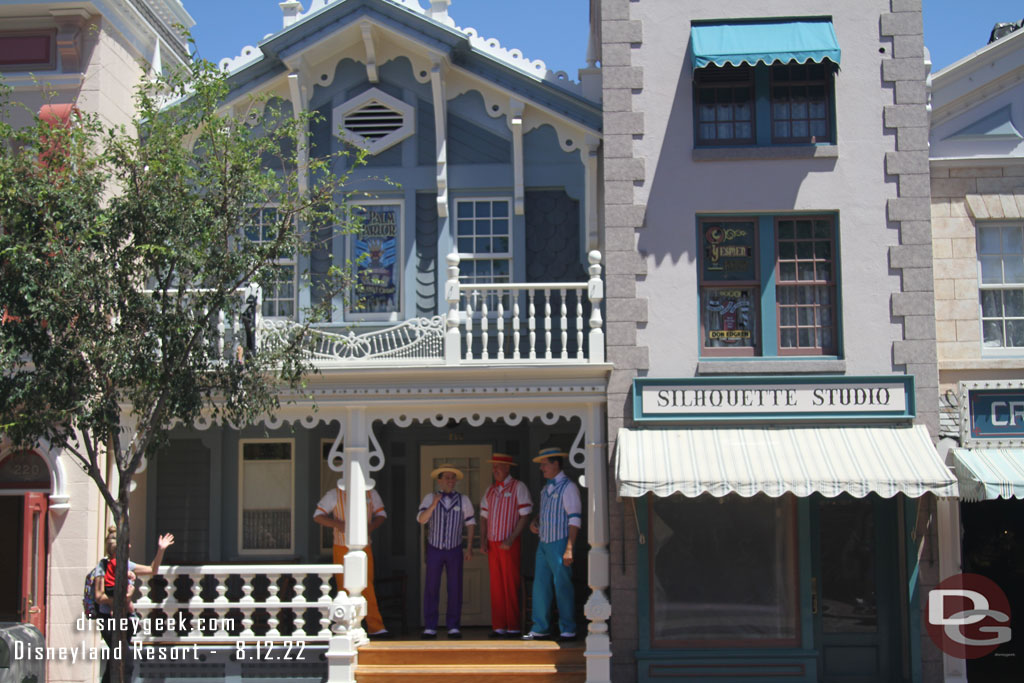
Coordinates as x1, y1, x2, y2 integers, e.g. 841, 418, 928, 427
356, 664, 585, 683
356, 640, 585, 682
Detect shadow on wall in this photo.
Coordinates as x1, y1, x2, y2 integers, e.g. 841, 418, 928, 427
637, 44, 839, 268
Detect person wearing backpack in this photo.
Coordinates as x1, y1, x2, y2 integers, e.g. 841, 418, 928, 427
93, 525, 174, 683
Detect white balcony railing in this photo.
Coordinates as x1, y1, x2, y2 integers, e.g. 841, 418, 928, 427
257, 250, 605, 366
132, 564, 344, 643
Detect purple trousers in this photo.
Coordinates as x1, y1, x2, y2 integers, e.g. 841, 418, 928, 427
423, 545, 463, 630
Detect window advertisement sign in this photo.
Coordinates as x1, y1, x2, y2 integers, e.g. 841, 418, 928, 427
701, 221, 756, 282
960, 381, 1024, 447
701, 287, 756, 348
349, 203, 401, 317
700, 220, 758, 351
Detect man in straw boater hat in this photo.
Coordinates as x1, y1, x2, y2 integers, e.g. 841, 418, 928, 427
313, 480, 390, 638
417, 463, 476, 639
523, 447, 581, 642
479, 453, 533, 638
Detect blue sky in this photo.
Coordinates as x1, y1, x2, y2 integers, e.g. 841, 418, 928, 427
181, 0, 1021, 76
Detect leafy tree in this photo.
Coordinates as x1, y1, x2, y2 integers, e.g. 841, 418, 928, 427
0, 60, 364, 680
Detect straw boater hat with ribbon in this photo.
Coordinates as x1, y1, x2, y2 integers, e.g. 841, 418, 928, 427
489, 453, 517, 466
531, 447, 569, 463
430, 463, 464, 480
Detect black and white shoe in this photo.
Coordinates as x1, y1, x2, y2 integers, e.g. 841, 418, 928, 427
521, 632, 550, 641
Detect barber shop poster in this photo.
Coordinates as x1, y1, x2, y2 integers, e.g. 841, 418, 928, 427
351, 203, 401, 315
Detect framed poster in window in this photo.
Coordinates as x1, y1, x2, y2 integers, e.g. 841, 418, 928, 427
348, 202, 402, 321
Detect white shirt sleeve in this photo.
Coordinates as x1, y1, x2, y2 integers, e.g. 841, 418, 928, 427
315, 488, 338, 518
479, 487, 490, 518
369, 489, 387, 519
462, 495, 476, 526
417, 493, 435, 518
562, 480, 582, 528
516, 480, 533, 516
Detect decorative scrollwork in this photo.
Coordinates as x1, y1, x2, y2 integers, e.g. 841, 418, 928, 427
259, 317, 445, 362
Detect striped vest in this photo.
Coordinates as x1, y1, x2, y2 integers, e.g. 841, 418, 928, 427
427, 492, 469, 551
539, 477, 572, 543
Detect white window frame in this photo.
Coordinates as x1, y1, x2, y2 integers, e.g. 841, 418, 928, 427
244, 206, 297, 320
978, 221, 1024, 356
237, 439, 295, 556
344, 199, 404, 323
454, 196, 514, 287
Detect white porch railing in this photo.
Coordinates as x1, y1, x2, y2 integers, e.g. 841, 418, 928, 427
132, 564, 345, 643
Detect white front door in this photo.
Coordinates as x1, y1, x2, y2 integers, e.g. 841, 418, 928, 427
419, 444, 492, 627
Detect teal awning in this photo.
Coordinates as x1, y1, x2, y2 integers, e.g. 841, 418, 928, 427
690, 19, 841, 71
952, 448, 1024, 502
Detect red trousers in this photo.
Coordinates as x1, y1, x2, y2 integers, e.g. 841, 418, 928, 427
487, 536, 522, 632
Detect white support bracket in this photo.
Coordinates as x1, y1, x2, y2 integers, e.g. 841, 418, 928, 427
509, 99, 525, 216
431, 61, 449, 218
360, 22, 379, 83
288, 72, 310, 196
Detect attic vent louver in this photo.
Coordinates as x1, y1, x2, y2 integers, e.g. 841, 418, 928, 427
333, 88, 415, 155
344, 102, 404, 140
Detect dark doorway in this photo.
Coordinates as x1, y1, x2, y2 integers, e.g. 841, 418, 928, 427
0, 496, 23, 620
962, 499, 1024, 682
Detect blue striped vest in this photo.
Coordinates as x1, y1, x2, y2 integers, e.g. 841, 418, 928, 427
539, 477, 572, 543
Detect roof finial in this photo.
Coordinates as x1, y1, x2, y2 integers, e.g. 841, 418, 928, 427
428, 0, 454, 27
281, 1, 304, 29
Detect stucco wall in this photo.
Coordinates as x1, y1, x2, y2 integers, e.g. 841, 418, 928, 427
602, 0, 937, 680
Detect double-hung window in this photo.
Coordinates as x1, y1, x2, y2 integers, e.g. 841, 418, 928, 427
699, 215, 839, 357
691, 18, 839, 147
244, 207, 296, 319
978, 222, 1024, 351
455, 198, 512, 286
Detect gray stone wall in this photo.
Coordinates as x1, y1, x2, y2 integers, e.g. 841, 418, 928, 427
882, 0, 939, 439
600, 0, 648, 679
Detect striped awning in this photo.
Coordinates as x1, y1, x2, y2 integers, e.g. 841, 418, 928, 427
951, 448, 1024, 502
615, 425, 957, 499
690, 19, 841, 71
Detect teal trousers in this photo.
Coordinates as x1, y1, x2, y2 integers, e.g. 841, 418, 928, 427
530, 538, 576, 635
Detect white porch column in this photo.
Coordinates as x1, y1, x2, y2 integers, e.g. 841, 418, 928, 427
342, 407, 369, 642
583, 402, 611, 683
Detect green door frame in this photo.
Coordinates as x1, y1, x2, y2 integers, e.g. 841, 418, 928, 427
809, 494, 901, 683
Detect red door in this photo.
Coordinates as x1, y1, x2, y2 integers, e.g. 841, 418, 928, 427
21, 492, 47, 632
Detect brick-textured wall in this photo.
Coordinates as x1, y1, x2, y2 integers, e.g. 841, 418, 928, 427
601, 0, 648, 680
932, 166, 1024, 372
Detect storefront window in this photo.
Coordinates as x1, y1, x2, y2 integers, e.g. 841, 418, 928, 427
648, 493, 799, 645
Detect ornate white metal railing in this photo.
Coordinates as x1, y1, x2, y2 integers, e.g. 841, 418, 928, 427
262, 316, 445, 362
132, 564, 345, 643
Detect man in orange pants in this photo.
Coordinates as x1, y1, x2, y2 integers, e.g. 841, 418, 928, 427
479, 453, 533, 638
314, 481, 390, 638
